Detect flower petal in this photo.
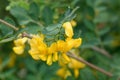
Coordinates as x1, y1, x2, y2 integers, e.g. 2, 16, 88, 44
47, 55, 52, 65
63, 22, 73, 38
62, 53, 71, 62
13, 46, 24, 55
53, 52, 58, 62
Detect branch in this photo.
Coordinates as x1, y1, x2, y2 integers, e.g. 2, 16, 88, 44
91, 46, 112, 58
67, 52, 113, 77
0, 19, 19, 31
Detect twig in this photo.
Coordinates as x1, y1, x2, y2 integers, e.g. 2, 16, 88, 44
91, 46, 112, 58
67, 52, 113, 77
21, 32, 32, 39
0, 19, 19, 31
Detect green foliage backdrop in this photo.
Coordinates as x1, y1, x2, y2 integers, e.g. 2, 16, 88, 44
0, 0, 120, 80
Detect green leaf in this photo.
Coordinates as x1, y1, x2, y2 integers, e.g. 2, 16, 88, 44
42, 23, 63, 45
0, 58, 10, 70
46, 23, 61, 31
64, 8, 71, 17
86, 0, 95, 7
24, 23, 41, 34
0, 36, 15, 44
46, 28, 60, 36
29, 2, 39, 20
0, 27, 27, 44
59, 8, 77, 23
42, 6, 53, 25
25, 58, 37, 73
98, 26, 110, 36
84, 19, 95, 31
0, 69, 15, 79
66, 76, 75, 80
94, 12, 110, 23
10, 6, 32, 25
96, 72, 107, 80
85, 6, 95, 18
81, 32, 100, 48
79, 68, 96, 80
42, 23, 61, 37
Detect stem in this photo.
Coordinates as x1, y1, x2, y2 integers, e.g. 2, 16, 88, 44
67, 52, 113, 77
0, 19, 19, 31
91, 46, 112, 58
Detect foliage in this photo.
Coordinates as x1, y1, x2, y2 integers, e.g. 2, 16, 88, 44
0, 0, 120, 80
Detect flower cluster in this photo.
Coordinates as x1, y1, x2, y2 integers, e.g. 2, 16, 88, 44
57, 55, 85, 79
13, 21, 82, 65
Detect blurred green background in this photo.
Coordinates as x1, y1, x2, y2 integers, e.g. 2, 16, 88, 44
0, 0, 120, 80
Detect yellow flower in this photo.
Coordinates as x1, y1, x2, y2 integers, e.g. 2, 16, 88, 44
56, 67, 71, 79
47, 43, 58, 65
39, 54, 47, 61
13, 37, 28, 55
62, 22, 73, 38
68, 58, 85, 78
53, 52, 58, 62
57, 40, 68, 52
56, 38, 82, 65
66, 38, 82, 50
74, 69, 79, 78
47, 54, 52, 65
70, 20, 77, 27
61, 53, 71, 62
56, 40, 71, 64
29, 35, 58, 65
28, 35, 47, 60
48, 42, 57, 54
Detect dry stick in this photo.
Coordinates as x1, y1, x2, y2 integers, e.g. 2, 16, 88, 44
0, 19, 19, 31
91, 46, 112, 58
67, 52, 113, 77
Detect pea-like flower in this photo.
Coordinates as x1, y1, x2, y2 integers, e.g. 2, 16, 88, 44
68, 58, 85, 78
57, 56, 85, 79
28, 35, 47, 60
13, 37, 28, 55
62, 22, 73, 38
28, 35, 58, 65
56, 67, 71, 79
